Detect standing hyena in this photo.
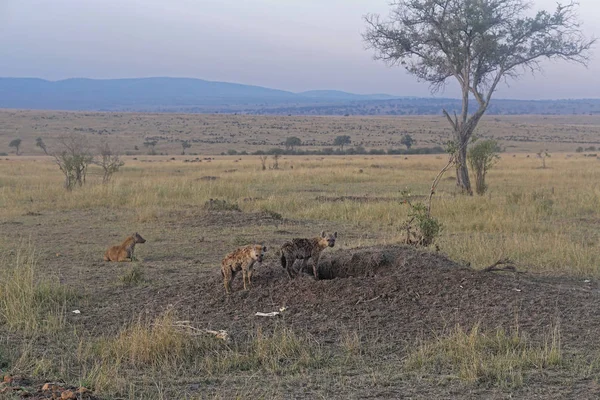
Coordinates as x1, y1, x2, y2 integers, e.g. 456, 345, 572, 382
104, 232, 147, 262
221, 244, 268, 294
280, 231, 337, 280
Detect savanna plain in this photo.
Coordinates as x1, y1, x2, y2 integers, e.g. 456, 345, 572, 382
0, 111, 600, 399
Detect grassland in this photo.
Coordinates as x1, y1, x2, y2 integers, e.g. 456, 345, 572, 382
2, 110, 600, 157
0, 114, 600, 398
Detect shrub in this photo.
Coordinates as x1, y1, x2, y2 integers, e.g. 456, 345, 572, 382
95, 141, 124, 184
402, 201, 442, 247
53, 134, 94, 190
468, 139, 501, 195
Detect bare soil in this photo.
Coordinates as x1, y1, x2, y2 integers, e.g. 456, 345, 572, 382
2, 209, 600, 399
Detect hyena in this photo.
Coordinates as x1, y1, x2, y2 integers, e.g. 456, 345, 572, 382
280, 231, 337, 280
104, 232, 146, 262
221, 244, 267, 294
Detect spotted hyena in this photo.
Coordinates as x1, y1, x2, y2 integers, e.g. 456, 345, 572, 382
104, 232, 146, 262
280, 231, 337, 280
221, 244, 268, 294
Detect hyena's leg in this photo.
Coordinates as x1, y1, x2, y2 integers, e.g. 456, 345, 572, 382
282, 253, 295, 279
223, 268, 232, 294
247, 266, 255, 288
242, 268, 249, 290
300, 257, 309, 275
311, 254, 320, 280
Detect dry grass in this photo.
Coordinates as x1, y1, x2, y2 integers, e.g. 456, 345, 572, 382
0, 246, 75, 334
1, 136, 599, 397
72, 313, 329, 396
1, 154, 598, 276
405, 324, 562, 388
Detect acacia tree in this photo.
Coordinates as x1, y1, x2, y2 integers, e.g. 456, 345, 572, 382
9, 139, 21, 155
181, 140, 192, 155
35, 137, 48, 155
285, 136, 302, 151
400, 134, 414, 149
333, 135, 351, 151
364, 0, 594, 194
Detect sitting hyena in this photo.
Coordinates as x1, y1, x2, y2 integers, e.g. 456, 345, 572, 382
280, 231, 337, 280
221, 244, 268, 294
103, 232, 147, 262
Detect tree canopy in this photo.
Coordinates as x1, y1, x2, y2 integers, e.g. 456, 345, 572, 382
333, 135, 351, 150
364, 0, 595, 194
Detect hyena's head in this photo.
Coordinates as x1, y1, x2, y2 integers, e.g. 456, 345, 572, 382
319, 231, 337, 248
133, 232, 147, 244
252, 245, 268, 263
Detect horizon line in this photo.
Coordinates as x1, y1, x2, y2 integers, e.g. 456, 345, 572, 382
1, 75, 600, 102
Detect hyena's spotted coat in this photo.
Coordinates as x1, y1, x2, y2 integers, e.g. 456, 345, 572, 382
280, 231, 337, 280
221, 244, 267, 294
104, 232, 146, 262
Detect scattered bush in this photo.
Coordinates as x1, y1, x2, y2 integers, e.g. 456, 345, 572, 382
402, 201, 442, 247
468, 139, 501, 195
95, 141, 124, 184
53, 134, 94, 190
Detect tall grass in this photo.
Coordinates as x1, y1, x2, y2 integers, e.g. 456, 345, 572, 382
0, 246, 75, 334
405, 324, 562, 388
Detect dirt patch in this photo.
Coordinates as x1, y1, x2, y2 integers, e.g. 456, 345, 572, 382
88, 245, 600, 351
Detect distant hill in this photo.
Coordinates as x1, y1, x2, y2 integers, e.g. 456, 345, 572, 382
1, 77, 600, 115
298, 90, 398, 101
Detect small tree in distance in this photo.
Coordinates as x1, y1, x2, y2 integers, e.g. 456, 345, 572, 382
467, 139, 501, 195
53, 134, 94, 190
144, 140, 158, 155
285, 136, 302, 151
36, 137, 48, 155
333, 135, 351, 151
181, 140, 192, 155
364, 0, 595, 195
95, 141, 125, 183
9, 139, 22, 155
400, 134, 414, 149
259, 155, 268, 171
537, 149, 551, 169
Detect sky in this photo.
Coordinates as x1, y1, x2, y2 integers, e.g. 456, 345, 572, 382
0, 0, 599, 100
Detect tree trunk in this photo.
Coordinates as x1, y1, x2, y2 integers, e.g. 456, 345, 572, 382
456, 132, 473, 196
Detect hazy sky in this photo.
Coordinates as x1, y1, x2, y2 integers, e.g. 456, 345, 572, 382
1, 0, 599, 99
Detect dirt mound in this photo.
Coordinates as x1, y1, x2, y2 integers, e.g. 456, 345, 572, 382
82, 244, 600, 351
316, 245, 455, 279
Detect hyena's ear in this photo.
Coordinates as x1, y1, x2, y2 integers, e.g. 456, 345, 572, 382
333, 232, 337, 238
263, 245, 268, 252
321, 231, 326, 238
